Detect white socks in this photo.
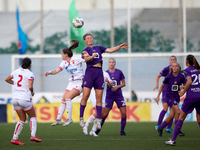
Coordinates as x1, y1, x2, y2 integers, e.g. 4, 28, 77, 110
66, 99, 72, 120
30, 117, 37, 137
13, 120, 24, 140
85, 114, 96, 127
57, 101, 66, 120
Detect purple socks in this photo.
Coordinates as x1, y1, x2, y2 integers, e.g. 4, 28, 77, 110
120, 117, 126, 132
79, 104, 86, 118
96, 106, 102, 119
157, 110, 167, 126
172, 119, 183, 141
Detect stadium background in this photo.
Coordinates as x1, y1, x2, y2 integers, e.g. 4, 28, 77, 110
0, 0, 199, 123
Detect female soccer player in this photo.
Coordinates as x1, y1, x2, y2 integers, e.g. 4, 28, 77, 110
96, 58, 127, 136
156, 62, 186, 137
79, 33, 128, 129
165, 54, 200, 146
82, 71, 112, 136
153, 56, 182, 134
5, 57, 41, 145
45, 39, 85, 126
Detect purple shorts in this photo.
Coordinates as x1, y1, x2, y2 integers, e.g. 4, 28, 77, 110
82, 67, 104, 89
165, 96, 179, 108
181, 98, 200, 114
105, 95, 126, 109
162, 91, 167, 103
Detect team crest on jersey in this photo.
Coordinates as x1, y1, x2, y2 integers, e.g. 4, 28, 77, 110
112, 77, 114, 79
72, 60, 75, 64
174, 81, 177, 84
84, 81, 87, 85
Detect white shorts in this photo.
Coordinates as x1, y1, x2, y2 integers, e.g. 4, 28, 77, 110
89, 88, 105, 108
66, 80, 83, 94
12, 98, 33, 111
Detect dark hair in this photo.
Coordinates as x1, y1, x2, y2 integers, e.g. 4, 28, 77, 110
82, 33, 93, 40
21, 57, 31, 69
170, 55, 177, 61
62, 39, 79, 57
186, 54, 200, 72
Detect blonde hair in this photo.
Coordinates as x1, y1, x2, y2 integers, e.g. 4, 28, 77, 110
170, 62, 180, 74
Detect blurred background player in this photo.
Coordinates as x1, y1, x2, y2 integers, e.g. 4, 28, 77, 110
166, 54, 200, 146
96, 58, 127, 136
156, 62, 186, 137
82, 71, 112, 136
45, 39, 85, 126
79, 33, 128, 129
5, 57, 41, 145
153, 56, 179, 134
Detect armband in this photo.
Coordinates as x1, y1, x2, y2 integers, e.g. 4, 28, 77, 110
48, 71, 51, 75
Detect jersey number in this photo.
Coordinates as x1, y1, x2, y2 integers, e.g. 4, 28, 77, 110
17, 75, 23, 87
191, 74, 200, 85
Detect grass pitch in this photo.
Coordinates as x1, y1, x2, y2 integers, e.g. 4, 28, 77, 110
0, 122, 199, 150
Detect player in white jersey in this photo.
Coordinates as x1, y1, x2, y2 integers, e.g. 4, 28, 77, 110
45, 39, 85, 126
82, 71, 112, 136
5, 57, 41, 145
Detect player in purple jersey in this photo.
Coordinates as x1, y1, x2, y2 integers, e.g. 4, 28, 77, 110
95, 58, 127, 136
79, 33, 128, 129
153, 56, 179, 134
156, 62, 186, 137
165, 54, 200, 146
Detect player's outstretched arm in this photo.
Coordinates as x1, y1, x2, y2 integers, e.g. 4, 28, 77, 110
105, 42, 128, 53
44, 68, 61, 76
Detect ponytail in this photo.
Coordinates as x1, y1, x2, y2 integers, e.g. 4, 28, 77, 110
62, 39, 79, 57
193, 57, 200, 73
186, 54, 200, 73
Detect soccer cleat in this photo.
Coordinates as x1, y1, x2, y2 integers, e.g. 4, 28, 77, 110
165, 128, 173, 134
51, 120, 62, 126
165, 139, 176, 146
178, 130, 185, 136
79, 117, 85, 128
11, 139, 25, 145
94, 118, 101, 129
31, 136, 42, 142
83, 126, 88, 135
155, 125, 160, 130
157, 127, 163, 137
89, 131, 99, 137
63, 118, 73, 126
120, 131, 127, 136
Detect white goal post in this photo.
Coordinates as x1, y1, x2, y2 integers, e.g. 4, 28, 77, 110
11, 52, 200, 102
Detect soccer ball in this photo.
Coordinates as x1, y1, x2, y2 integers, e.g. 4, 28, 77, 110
72, 17, 84, 28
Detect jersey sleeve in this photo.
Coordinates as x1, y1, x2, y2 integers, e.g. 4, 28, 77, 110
120, 70, 125, 81
100, 46, 107, 53
160, 67, 169, 76
28, 72, 35, 81
183, 69, 190, 78
59, 61, 67, 71
163, 75, 169, 84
